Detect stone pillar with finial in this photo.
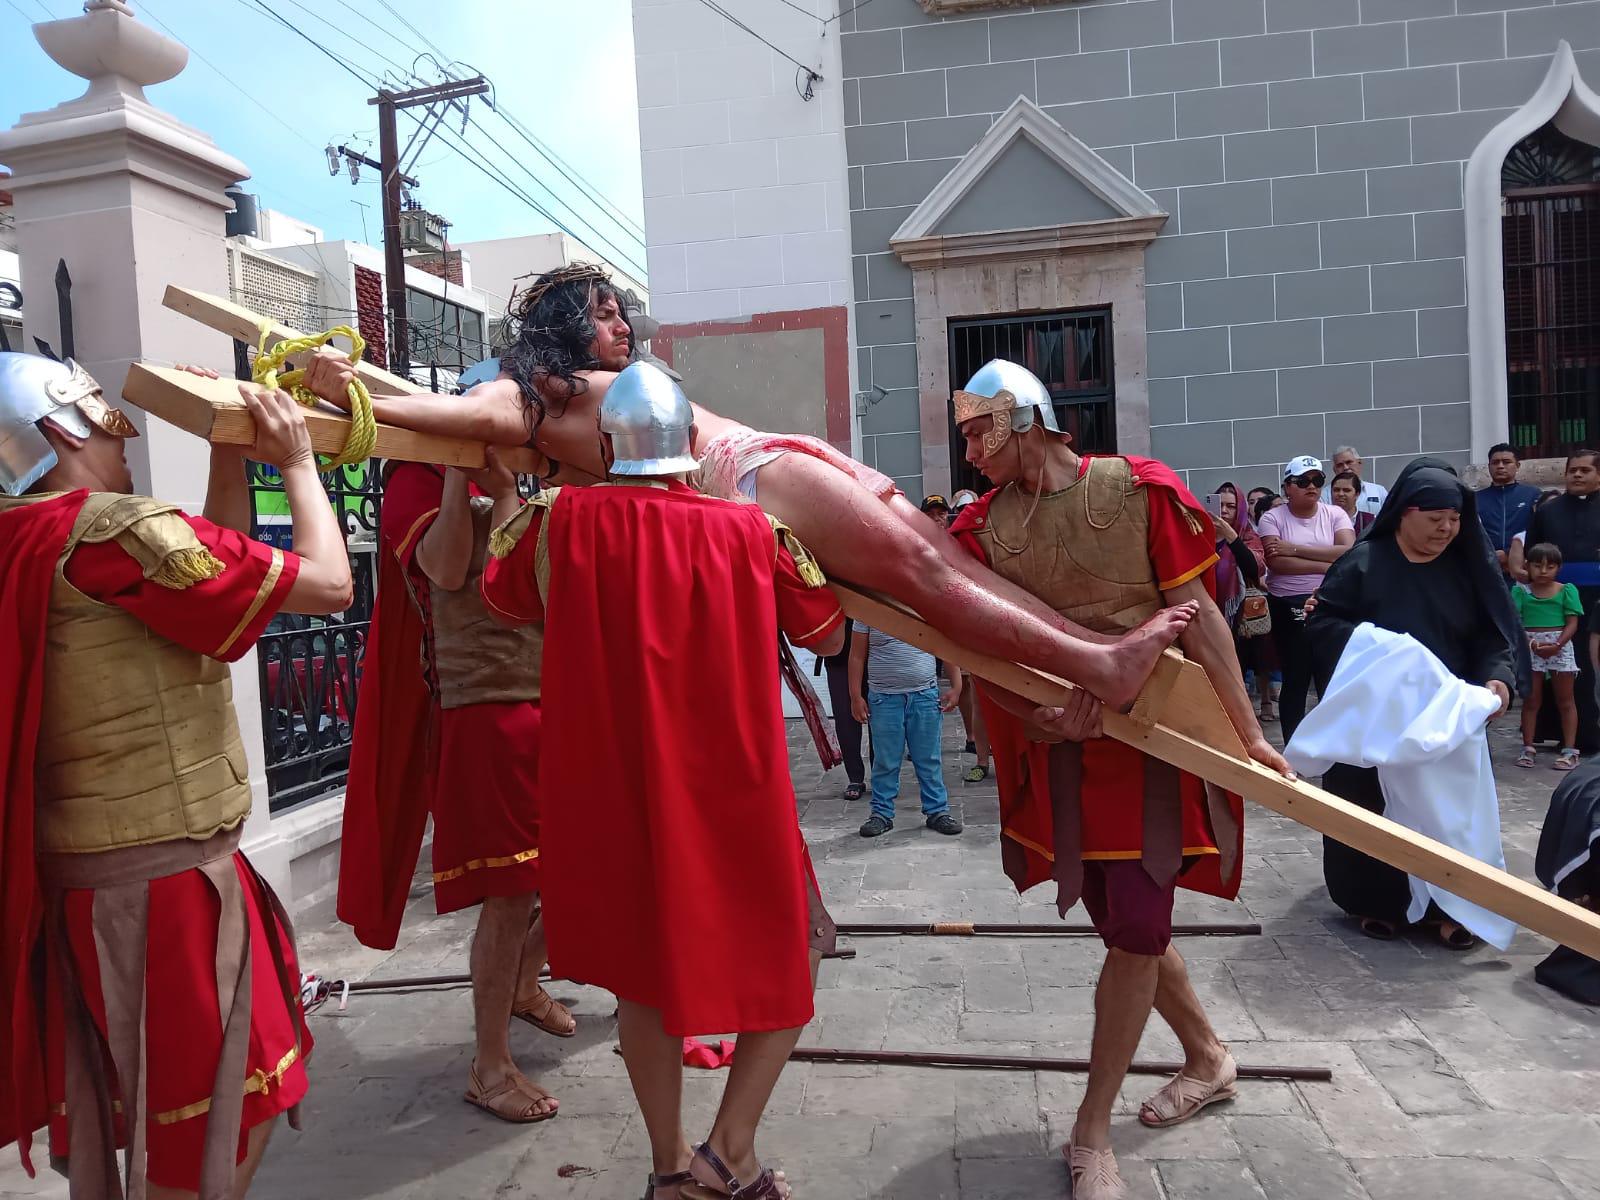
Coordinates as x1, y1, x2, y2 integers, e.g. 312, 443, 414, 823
0, 3, 293, 896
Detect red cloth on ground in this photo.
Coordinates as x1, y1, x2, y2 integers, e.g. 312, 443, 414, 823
0, 491, 87, 1175
482, 481, 844, 1035
44, 855, 312, 1191
682, 1038, 737, 1069
950, 456, 1243, 901
339, 466, 444, 948
430, 701, 542, 913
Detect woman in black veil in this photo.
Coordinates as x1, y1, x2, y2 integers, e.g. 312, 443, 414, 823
1305, 457, 1524, 947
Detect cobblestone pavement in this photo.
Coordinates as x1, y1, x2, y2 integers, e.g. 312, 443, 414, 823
4, 715, 1598, 1200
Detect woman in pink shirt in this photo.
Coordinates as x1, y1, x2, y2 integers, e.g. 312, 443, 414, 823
1257, 455, 1356, 740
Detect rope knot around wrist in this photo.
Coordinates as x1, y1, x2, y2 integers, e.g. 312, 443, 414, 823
251, 324, 377, 467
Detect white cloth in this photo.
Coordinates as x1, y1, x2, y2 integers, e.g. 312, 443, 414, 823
1285, 622, 1517, 949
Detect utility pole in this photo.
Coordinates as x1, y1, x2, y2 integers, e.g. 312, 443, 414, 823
369, 76, 489, 376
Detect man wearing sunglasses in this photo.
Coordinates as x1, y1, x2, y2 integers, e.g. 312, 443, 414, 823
1257, 455, 1357, 740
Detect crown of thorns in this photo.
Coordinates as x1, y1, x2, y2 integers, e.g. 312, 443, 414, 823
509, 262, 616, 323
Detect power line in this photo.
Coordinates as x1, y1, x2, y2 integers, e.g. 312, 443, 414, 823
374, 0, 448, 62
487, 103, 646, 245
327, 0, 431, 68
273, 0, 420, 81
332, 3, 648, 254
2, 0, 47, 23
826, 0, 880, 25
235, 0, 649, 277
462, 110, 647, 269
693, 0, 821, 82
139, 0, 323, 152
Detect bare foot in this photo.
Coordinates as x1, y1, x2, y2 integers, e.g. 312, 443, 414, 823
1097, 601, 1198, 711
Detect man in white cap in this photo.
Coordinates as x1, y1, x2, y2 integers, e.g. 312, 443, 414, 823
482, 361, 845, 1200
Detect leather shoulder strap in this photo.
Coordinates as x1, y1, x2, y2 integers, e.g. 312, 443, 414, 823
1083, 457, 1134, 531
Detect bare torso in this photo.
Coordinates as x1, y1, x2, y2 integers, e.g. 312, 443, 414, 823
491, 370, 742, 481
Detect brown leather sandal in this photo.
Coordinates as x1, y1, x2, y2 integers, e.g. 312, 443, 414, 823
681, 1143, 790, 1199
463, 1065, 559, 1123
643, 1169, 694, 1200
513, 985, 577, 1037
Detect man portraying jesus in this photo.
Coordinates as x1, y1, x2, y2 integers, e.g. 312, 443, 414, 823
300, 264, 1201, 719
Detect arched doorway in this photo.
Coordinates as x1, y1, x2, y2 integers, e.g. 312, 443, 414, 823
1502, 122, 1600, 458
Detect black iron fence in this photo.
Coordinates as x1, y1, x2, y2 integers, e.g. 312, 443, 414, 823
249, 456, 382, 812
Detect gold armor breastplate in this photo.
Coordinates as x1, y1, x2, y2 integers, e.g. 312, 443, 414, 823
429, 495, 542, 710
970, 457, 1164, 635
21, 493, 254, 854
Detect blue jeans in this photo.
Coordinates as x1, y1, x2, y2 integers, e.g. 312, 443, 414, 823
867, 685, 949, 822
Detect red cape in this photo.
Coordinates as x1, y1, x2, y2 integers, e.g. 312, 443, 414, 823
336, 477, 441, 950
537, 485, 816, 1035
1, 490, 89, 1173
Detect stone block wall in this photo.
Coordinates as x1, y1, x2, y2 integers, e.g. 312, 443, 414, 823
838, 0, 1600, 494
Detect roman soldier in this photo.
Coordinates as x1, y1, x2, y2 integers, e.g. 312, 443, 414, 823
0, 353, 353, 1198
339, 450, 569, 1126
948, 359, 1287, 1200
481, 363, 845, 1200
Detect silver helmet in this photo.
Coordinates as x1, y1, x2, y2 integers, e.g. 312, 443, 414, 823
600, 361, 699, 476
0, 354, 139, 496
951, 358, 1061, 459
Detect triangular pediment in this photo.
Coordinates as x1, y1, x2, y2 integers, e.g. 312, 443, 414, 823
891, 96, 1164, 246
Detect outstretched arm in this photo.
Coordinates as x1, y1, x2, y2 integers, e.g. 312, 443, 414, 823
302, 349, 529, 445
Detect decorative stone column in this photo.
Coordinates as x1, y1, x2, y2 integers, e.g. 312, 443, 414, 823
0, 4, 288, 894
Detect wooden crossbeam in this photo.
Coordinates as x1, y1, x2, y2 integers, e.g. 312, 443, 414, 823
834, 581, 1600, 961
163, 285, 420, 397
121, 363, 546, 475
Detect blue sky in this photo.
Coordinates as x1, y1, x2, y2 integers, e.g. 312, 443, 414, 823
0, 0, 647, 279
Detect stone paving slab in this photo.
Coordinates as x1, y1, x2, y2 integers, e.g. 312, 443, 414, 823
3, 714, 1599, 1199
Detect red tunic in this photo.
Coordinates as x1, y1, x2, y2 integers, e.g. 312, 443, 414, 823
951, 457, 1243, 901
344, 464, 541, 921
482, 481, 844, 1036
0, 493, 309, 1189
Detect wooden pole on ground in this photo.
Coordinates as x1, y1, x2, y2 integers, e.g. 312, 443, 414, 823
834, 582, 1600, 961
836, 922, 1261, 937
788, 1046, 1332, 1082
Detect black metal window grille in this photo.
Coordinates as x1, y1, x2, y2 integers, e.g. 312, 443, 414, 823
1503, 124, 1600, 459
946, 309, 1115, 495
249, 456, 380, 813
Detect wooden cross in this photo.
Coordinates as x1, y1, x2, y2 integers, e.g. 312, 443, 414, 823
131, 285, 1600, 961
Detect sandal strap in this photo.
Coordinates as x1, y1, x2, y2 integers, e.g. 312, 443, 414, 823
693, 1144, 741, 1191
1068, 1145, 1123, 1190
691, 1146, 779, 1198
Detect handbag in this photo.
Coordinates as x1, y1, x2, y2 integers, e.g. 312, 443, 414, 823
1238, 588, 1271, 638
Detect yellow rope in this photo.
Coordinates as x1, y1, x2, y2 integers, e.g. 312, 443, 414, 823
251, 324, 377, 466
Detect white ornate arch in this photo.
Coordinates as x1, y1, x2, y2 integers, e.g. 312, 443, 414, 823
1467, 41, 1600, 459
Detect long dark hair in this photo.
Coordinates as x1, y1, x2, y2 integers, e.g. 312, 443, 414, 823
499, 263, 633, 442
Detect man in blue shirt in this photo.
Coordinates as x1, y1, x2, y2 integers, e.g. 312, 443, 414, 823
1478, 442, 1542, 572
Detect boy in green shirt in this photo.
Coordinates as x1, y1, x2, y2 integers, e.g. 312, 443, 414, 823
1515, 542, 1584, 769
